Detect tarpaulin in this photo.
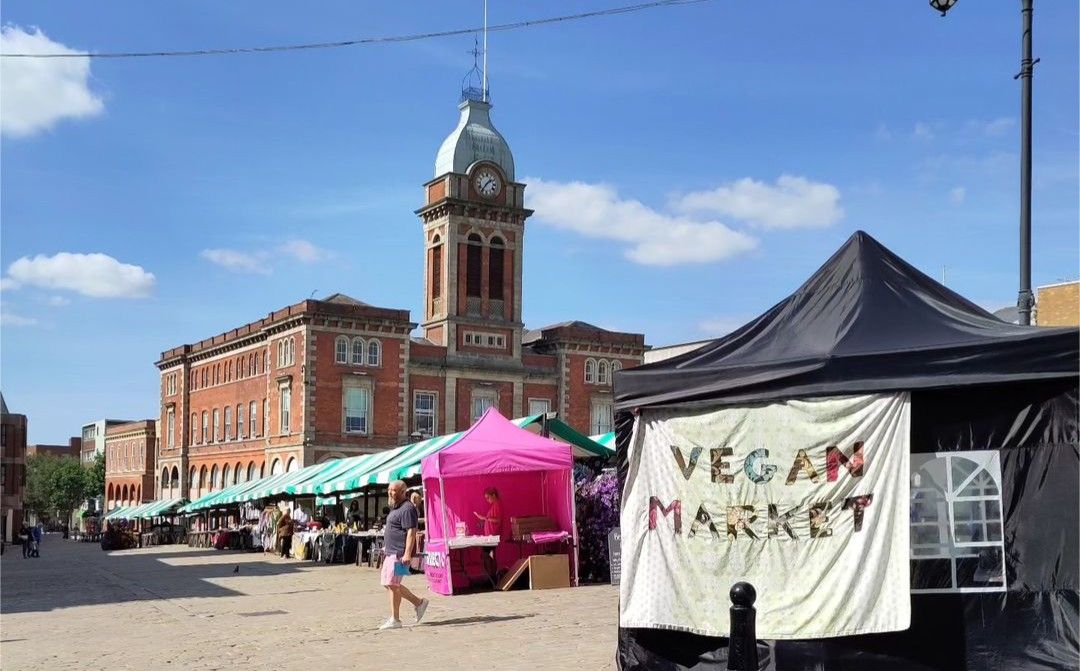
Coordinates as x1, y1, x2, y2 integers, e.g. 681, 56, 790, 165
620, 393, 911, 638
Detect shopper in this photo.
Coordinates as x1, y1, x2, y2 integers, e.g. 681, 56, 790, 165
31, 522, 43, 557
19, 524, 31, 558
276, 509, 294, 559
378, 480, 429, 630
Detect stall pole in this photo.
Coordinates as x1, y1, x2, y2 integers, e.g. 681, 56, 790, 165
568, 468, 580, 587
438, 472, 452, 595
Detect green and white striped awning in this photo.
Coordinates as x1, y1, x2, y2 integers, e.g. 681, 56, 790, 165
589, 432, 615, 452
104, 506, 130, 520
132, 497, 186, 519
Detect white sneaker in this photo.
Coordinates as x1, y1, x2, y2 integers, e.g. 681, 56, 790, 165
415, 598, 430, 624
378, 618, 402, 630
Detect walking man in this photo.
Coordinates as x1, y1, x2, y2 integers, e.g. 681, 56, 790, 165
378, 479, 429, 630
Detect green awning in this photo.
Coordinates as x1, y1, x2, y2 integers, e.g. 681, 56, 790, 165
104, 506, 129, 520
110, 502, 154, 520
589, 432, 615, 451
315, 495, 338, 506
541, 419, 613, 458
133, 497, 186, 519
314, 415, 543, 495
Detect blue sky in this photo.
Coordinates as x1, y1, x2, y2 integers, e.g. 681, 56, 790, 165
2, 1, 1077, 443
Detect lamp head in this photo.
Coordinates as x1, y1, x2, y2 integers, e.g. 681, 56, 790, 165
929, 0, 958, 16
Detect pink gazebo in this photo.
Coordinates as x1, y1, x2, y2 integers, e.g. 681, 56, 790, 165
421, 408, 578, 595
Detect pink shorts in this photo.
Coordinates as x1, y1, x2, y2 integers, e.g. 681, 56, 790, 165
381, 554, 404, 587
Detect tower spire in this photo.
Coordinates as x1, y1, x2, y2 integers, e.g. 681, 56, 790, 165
482, 0, 488, 102
460, 2, 490, 103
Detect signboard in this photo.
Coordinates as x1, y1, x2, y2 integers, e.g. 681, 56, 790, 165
619, 393, 911, 639
608, 528, 622, 586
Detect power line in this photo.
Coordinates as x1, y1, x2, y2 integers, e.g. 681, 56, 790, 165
0, 0, 711, 59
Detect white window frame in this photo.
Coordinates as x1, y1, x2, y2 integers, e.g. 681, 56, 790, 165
598, 360, 610, 385
367, 339, 381, 366
201, 411, 208, 444
352, 337, 365, 365
528, 398, 551, 416
584, 358, 597, 384
590, 397, 613, 435
471, 390, 497, 423
264, 399, 270, 436
463, 331, 505, 348
910, 450, 1006, 594
279, 384, 291, 435
335, 336, 349, 364
413, 391, 437, 438
343, 381, 372, 435
166, 408, 175, 450
224, 406, 232, 441
212, 408, 220, 442
236, 404, 244, 439
250, 401, 258, 438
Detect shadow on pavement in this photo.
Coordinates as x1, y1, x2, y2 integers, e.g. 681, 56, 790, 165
0, 539, 315, 615
423, 614, 536, 627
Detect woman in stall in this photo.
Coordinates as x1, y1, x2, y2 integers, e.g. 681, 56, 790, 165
473, 487, 502, 579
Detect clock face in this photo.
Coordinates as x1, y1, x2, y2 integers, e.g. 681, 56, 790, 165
474, 170, 501, 199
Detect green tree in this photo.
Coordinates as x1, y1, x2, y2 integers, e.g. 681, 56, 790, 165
25, 453, 88, 523
85, 451, 106, 499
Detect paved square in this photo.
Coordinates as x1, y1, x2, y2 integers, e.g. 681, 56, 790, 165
1, 536, 618, 670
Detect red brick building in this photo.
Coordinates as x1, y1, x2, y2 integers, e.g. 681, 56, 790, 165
1, 393, 27, 542
154, 94, 646, 500
104, 420, 157, 512
27, 438, 82, 459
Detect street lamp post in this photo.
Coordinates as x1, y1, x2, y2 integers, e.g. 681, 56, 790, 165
933, 0, 1038, 325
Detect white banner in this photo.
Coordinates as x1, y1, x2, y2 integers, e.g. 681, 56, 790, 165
619, 393, 910, 639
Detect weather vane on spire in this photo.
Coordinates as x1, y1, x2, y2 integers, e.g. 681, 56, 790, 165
460, 0, 490, 103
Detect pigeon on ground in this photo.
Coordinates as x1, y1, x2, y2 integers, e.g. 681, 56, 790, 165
233, 565, 239, 574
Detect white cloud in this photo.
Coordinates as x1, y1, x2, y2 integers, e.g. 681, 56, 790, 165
978, 117, 1015, 137
200, 249, 271, 275
949, 186, 966, 204
6, 252, 154, 298
278, 239, 330, 263
0, 313, 38, 327
0, 25, 104, 138
45, 295, 71, 306
526, 179, 757, 266
913, 122, 935, 140
0, 278, 19, 292
698, 316, 751, 336
674, 175, 844, 230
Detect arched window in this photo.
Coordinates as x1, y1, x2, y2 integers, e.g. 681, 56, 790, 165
259, 463, 266, 479
189, 467, 198, 498
488, 236, 504, 301
335, 336, 349, 364
431, 236, 443, 300
209, 464, 219, 491
584, 358, 596, 384
234, 461, 243, 485
199, 466, 208, 494
172, 466, 180, 498
121, 484, 129, 505
351, 337, 365, 365
136, 485, 141, 504
191, 413, 198, 444
212, 408, 220, 442
612, 360, 622, 373
250, 401, 258, 437
262, 351, 268, 373
598, 360, 610, 385
289, 337, 296, 365
236, 404, 244, 439
247, 461, 257, 482
367, 340, 381, 366
201, 411, 208, 444
107, 483, 114, 506
270, 458, 283, 476
161, 467, 170, 486
466, 233, 483, 298
248, 353, 255, 376
224, 406, 232, 441
286, 457, 298, 473
222, 464, 231, 489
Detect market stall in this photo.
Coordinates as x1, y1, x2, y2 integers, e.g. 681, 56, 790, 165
421, 408, 577, 596
614, 231, 1079, 671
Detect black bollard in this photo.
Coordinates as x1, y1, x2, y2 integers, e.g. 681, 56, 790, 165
727, 582, 758, 671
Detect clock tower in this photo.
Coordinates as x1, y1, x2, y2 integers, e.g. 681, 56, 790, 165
416, 95, 532, 358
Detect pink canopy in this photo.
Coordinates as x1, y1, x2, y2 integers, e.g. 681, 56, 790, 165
421, 408, 573, 480
421, 408, 578, 595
